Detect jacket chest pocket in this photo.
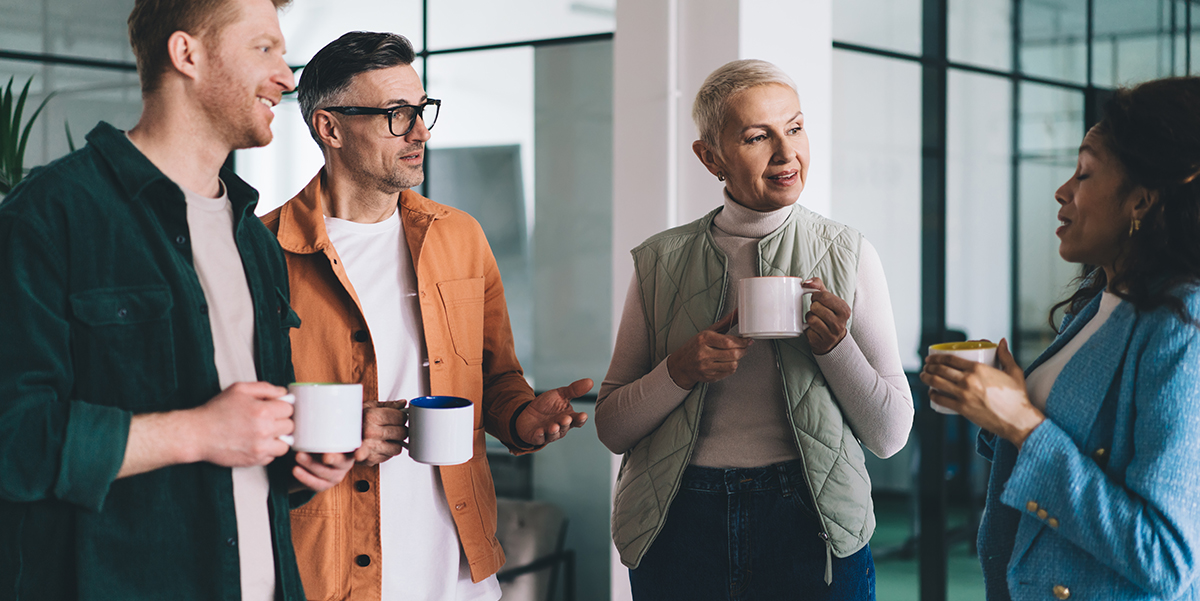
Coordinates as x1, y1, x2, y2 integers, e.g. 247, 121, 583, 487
437, 277, 485, 365
69, 286, 177, 409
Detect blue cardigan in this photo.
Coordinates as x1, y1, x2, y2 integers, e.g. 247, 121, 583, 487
978, 287, 1200, 600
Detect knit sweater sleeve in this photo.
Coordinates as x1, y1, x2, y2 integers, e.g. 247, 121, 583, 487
595, 272, 691, 454
813, 238, 914, 458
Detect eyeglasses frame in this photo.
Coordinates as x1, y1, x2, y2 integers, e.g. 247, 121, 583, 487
320, 98, 441, 137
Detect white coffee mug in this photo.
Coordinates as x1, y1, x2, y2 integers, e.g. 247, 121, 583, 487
738, 276, 818, 339
278, 383, 363, 453
404, 396, 474, 466
927, 341, 998, 415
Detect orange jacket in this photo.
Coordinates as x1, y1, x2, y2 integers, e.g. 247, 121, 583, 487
262, 171, 538, 601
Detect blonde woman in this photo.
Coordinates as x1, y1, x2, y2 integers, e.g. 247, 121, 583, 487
597, 59, 913, 600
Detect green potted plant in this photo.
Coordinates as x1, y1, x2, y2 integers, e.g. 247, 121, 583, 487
0, 76, 54, 198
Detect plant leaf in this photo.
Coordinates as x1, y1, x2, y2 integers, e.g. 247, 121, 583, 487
15, 90, 55, 185
0, 77, 13, 183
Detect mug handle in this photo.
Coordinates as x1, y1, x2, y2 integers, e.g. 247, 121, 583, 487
397, 405, 409, 451
277, 393, 295, 447
798, 287, 818, 332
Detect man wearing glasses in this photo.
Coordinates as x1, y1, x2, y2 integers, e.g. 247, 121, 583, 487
262, 32, 592, 600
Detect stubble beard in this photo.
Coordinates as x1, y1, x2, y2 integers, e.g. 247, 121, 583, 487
198, 56, 274, 150
376, 146, 425, 194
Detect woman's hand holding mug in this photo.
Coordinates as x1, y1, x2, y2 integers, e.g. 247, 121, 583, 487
666, 311, 753, 391
919, 338, 1046, 449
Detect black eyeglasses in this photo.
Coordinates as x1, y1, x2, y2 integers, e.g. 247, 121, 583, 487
321, 99, 441, 137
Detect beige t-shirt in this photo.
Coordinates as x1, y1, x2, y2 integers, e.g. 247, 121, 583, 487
181, 182, 275, 601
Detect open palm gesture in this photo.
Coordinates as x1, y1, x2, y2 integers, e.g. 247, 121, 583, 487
515, 378, 593, 446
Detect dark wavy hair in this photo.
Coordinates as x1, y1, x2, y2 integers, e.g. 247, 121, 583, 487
1051, 76, 1200, 330
297, 31, 416, 147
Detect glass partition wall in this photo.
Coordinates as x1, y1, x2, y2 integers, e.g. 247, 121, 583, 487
834, 1, 1197, 600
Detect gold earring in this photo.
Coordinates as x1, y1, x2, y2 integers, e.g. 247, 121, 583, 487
717, 172, 725, 182
1129, 218, 1141, 236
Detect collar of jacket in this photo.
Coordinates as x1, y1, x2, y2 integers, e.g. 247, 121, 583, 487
275, 169, 451, 258
86, 121, 261, 222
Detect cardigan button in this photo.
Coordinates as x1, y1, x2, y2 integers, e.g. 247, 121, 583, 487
1026, 501, 1039, 512
1052, 584, 1070, 599
355, 554, 371, 567
1047, 517, 1059, 529
1036, 509, 1048, 520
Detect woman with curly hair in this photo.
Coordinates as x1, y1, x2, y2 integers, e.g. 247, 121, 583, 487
922, 76, 1200, 601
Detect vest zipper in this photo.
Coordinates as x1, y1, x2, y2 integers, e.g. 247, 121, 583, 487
819, 531, 833, 585
772, 343, 836, 586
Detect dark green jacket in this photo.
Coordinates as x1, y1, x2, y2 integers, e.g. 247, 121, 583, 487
0, 122, 305, 600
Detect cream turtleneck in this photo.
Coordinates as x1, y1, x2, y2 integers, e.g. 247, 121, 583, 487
596, 194, 914, 467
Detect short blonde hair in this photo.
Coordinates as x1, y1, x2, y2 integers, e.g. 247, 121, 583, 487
692, 59, 799, 153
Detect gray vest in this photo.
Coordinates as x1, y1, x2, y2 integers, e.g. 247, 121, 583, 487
612, 204, 874, 574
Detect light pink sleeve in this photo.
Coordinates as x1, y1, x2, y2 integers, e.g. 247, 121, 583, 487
595, 272, 691, 454
813, 238, 914, 458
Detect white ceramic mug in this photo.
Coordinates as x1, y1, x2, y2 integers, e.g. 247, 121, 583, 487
926, 341, 998, 415
738, 276, 818, 339
278, 383, 363, 453
404, 396, 474, 466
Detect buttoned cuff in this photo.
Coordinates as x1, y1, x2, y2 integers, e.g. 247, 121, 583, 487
999, 419, 1067, 526
55, 400, 131, 512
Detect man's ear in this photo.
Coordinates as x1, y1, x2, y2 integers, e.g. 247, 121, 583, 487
166, 30, 203, 82
692, 140, 724, 178
313, 111, 344, 150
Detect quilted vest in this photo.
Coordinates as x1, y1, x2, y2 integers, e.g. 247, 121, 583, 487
611, 203, 874, 578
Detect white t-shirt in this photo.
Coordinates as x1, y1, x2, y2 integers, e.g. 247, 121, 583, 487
324, 211, 501, 601
1025, 291, 1124, 410
180, 181, 275, 601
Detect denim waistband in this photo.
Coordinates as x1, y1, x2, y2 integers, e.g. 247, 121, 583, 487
680, 460, 808, 494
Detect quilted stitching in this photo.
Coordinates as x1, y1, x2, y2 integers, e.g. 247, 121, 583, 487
613, 205, 873, 567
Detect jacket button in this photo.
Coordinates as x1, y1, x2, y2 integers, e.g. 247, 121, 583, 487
1053, 584, 1070, 599
455, 502, 466, 511
434, 358, 443, 365
226, 537, 237, 548
1026, 501, 1039, 512
117, 308, 128, 318
200, 304, 209, 316
355, 480, 370, 493
355, 554, 371, 567
1047, 517, 1059, 529
353, 330, 369, 343
175, 235, 187, 245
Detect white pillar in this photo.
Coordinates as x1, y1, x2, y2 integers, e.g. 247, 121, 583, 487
610, 1, 833, 598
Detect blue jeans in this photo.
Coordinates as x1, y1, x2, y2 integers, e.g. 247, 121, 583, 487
629, 460, 875, 601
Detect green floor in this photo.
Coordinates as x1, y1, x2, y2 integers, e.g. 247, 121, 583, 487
871, 495, 986, 601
